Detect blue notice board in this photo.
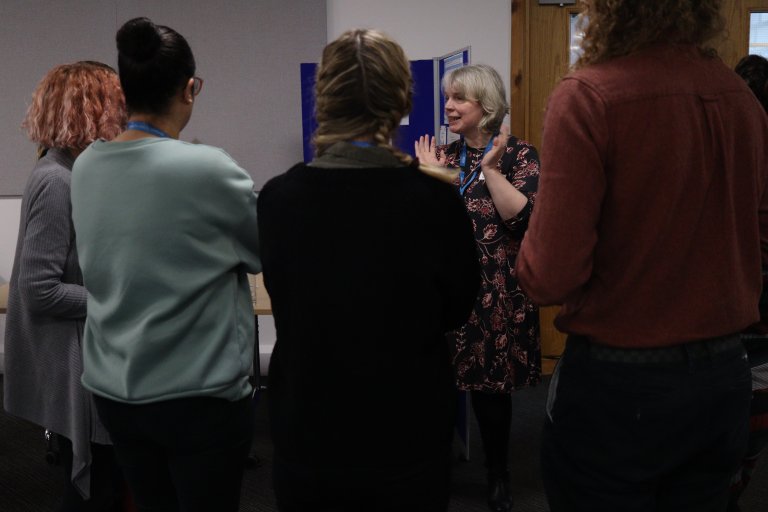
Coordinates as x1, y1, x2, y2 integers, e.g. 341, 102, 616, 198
300, 63, 319, 163
392, 59, 434, 156
436, 47, 471, 146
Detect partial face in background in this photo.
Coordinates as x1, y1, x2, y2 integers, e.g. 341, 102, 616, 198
444, 85, 484, 138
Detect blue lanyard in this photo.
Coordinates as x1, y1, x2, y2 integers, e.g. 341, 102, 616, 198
348, 140, 375, 147
459, 136, 496, 196
126, 121, 170, 138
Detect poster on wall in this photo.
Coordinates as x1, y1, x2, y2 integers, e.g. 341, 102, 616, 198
436, 46, 471, 146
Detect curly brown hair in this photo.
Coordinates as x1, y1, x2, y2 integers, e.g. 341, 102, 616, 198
23, 61, 126, 151
576, 0, 725, 68
312, 29, 413, 164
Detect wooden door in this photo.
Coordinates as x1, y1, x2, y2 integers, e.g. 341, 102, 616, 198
510, 0, 768, 371
511, 0, 581, 371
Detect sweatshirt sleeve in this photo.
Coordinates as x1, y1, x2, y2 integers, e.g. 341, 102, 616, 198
207, 150, 261, 275
516, 78, 609, 305
17, 171, 87, 319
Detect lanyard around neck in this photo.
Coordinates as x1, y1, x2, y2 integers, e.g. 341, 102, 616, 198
348, 140, 375, 148
126, 121, 171, 139
459, 135, 496, 196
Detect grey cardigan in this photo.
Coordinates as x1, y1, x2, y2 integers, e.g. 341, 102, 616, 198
3, 147, 110, 498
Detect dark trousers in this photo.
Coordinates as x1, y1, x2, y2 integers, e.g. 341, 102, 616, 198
728, 388, 768, 511
57, 436, 125, 512
470, 390, 512, 475
273, 454, 452, 512
94, 395, 253, 512
542, 335, 752, 512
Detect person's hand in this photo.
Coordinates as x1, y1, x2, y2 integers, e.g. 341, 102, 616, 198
414, 135, 446, 166
481, 125, 510, 174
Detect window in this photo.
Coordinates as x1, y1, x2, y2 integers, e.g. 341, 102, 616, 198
749, 12, 768, 58
569, 13, 587, 67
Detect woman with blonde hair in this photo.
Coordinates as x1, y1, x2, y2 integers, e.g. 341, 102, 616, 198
415, 63, 541, 512
258, 29, 480, 511
4, 61, 127, 511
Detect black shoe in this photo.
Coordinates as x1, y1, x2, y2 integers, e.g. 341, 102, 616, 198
487, 473, 513, 512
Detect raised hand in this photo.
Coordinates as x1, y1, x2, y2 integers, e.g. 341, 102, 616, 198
414, 135, 447, 166
481, 125, 509, 174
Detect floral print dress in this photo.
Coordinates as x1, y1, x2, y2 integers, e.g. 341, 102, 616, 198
440, 136, 541, 393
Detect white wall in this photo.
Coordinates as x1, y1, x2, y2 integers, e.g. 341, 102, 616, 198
0, 198, 21, 283
0, 197, 21, 371
0, 0, 326, 195
327, 0, 511, 96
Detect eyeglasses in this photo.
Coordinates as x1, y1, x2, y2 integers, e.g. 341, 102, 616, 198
192, 76, 204, 96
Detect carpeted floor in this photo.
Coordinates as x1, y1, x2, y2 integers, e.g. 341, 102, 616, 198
1, 375, 766, 511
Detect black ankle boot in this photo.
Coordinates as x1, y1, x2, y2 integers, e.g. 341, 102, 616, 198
487, 472, 513, 512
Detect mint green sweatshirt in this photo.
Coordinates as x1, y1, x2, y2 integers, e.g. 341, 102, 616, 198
71, 138, 260, 404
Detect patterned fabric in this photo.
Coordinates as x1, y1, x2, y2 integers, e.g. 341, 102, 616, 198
440, 136, 541, 393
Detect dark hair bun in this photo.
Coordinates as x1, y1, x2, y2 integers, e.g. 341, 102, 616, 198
116, 17, 162, 63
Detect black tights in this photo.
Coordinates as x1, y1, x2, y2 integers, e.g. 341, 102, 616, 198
470, 390, 512, 476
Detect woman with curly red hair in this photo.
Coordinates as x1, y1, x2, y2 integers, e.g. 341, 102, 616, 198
517, 0, 766, 511
4, 61, 127, 511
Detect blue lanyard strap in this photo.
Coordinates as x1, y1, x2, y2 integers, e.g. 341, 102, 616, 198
126, 121, 171, 138
459, 135, 497, 196
348, 140, 375, 148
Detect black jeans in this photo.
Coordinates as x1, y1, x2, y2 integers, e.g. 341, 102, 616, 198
542, 335, 752, 512
94, 395, 253, 512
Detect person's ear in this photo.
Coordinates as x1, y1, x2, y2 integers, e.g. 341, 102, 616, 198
183, 78, 195, 104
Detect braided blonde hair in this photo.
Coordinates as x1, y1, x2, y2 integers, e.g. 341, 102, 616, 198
313, 29, 413, 166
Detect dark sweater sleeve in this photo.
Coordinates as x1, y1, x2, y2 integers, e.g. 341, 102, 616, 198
433, 183, 481, 331
517, 79, 608, 305
18, 171, 87, 319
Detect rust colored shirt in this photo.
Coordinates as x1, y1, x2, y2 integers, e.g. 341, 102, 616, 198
517, 44, 768, 348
